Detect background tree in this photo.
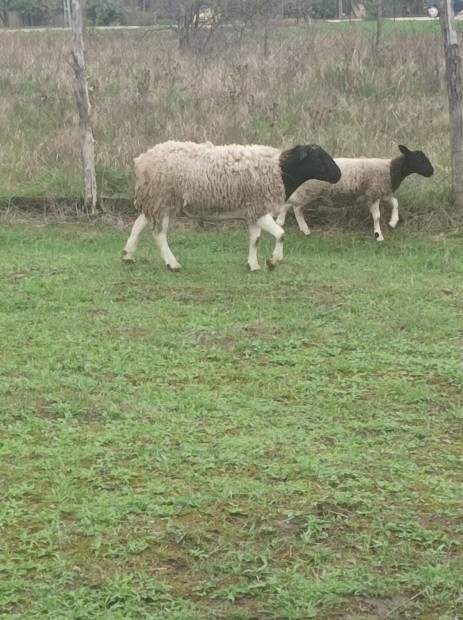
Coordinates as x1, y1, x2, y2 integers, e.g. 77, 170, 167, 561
364, 0, 424, 18
0, 0, 62, 26
70, 0, 97, 214
0, 0, 15, 26
86, 0, 125, 25
440, 0, 463, 208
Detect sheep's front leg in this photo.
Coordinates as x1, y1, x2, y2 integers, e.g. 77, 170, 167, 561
123, 213, 149, 262
153, 215, 181, 271
293, 205, 311, 236
388, 197, 399, 228
276, 203, 310, 236
369, 200, 384, 241
256, 213, 285, 269
247, 223, 262, 271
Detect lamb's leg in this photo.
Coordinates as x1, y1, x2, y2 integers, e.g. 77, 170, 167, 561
388, 197, 399, 228
247, 223, 262, 271
275, 205, 289, 227
256, 213, 285, 269
153, 215, 181, 271
293, 205, 311, 236
123, 213, 148, 262
370, 200, 384, 241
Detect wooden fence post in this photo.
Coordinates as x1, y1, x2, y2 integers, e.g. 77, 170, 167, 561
70, 0, 97, 214
440, 0, 463, 209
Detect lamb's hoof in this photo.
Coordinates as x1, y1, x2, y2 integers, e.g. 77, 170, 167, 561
122, 251, 135, 263
167, 263, 181, 272
374, 233, 384, 242
302, 231, 311, 237
247, 263, 261, 272
389, 219, 399, 229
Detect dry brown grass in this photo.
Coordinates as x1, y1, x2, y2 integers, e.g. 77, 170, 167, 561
0, 24, 456, 227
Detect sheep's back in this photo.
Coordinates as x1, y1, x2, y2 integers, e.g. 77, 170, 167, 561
187, 145, 284, 214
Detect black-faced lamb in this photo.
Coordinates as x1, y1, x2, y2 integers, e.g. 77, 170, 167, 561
276, 145, 434, 240
122, 140, 341, 271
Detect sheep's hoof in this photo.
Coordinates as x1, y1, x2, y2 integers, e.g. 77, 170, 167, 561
266, 258, 277, 270
389, 219, 399, 229
122, 251, 135, 263
374, 233, 384, 242
247, 262, 261, 272
167, 263, 181, 272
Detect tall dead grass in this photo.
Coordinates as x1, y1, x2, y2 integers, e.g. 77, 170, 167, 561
0, 25, 456, 226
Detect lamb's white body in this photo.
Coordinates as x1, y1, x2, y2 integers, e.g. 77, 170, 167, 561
122, 140, 341, 271
277, 157, 399, 240
135, 141, 288, 222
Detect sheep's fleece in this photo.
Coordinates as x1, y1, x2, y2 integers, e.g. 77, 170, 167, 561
134, 141, 288, 223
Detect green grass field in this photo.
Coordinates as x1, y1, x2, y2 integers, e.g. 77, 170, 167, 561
1, 219, 463, 619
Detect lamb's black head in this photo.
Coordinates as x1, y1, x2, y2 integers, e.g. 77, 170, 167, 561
280, 144, 341, 200
398, 144, 434, 178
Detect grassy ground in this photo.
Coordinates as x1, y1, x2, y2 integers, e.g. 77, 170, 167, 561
1, 218, 462, 619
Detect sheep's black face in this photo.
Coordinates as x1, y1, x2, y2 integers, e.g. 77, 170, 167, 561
302, 145, 342, 184
280, 144, 341, 200
399, 144, 434, 178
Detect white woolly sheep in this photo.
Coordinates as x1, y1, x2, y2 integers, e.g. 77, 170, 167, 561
122, 140, 341, 271
276, 145, 434, 240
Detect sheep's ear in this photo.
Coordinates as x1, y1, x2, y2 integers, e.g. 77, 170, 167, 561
299, 146, 309, 160
398, 145, 411, 155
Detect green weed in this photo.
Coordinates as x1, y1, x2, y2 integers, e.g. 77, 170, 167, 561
0, 220, 462, 618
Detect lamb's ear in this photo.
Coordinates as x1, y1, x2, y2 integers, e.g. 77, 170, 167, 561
398, 145, 411, 155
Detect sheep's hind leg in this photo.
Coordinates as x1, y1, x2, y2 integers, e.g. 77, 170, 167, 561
388, 197, 399, 228
122, 213, 148, 262
370, 200, 384, 241
247, 223, 262, 271
153, 215, 181, 271
293, 205, 311, 236
256, 213, 285, 269
275, 205, 289, 227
